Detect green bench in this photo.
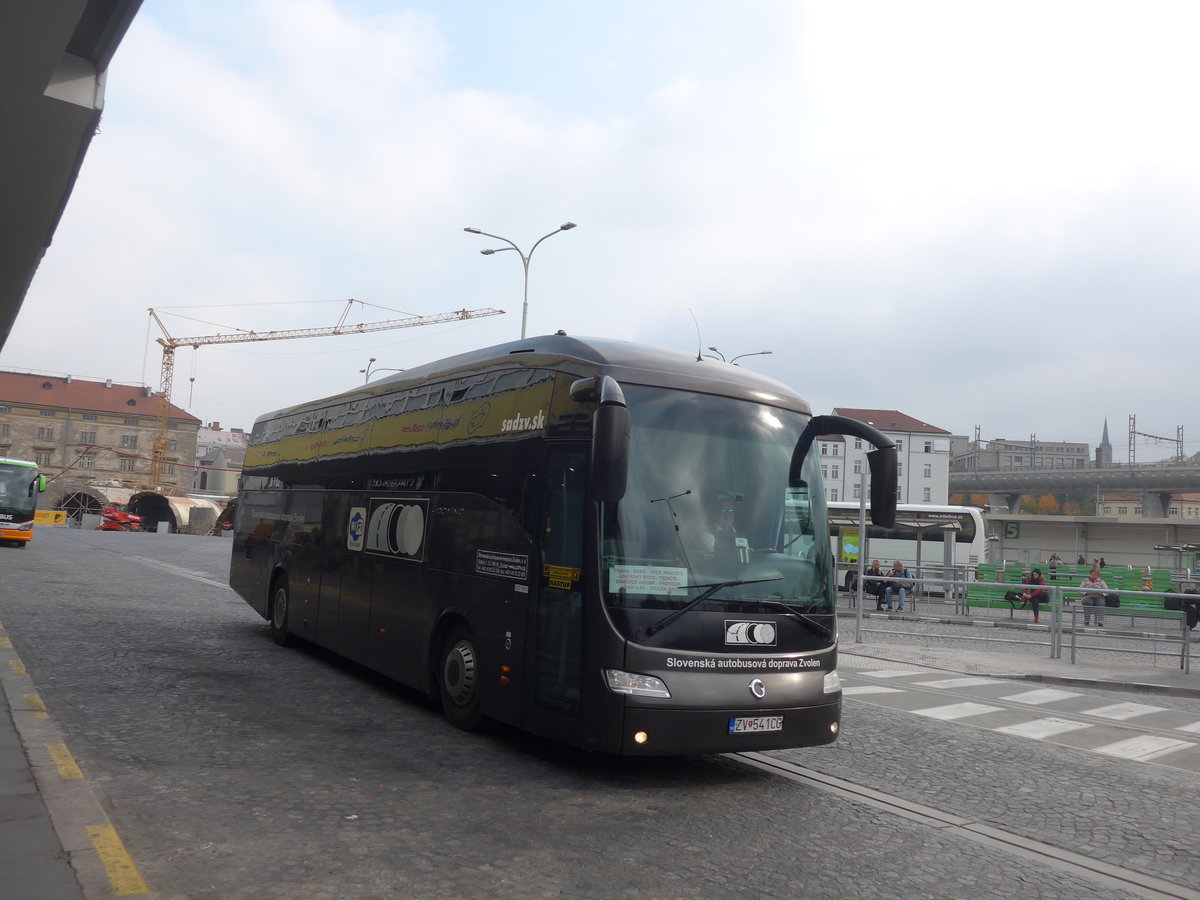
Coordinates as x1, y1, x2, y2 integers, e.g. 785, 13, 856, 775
965, 564, 1034, 614
1062, 592, 1187, 627
966, 565, 1182, 623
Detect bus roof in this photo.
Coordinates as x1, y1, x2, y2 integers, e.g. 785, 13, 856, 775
252, 333, 811, 426
0, 457, 37, 468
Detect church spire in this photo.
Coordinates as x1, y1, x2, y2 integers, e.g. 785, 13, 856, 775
1096, 418, 1112, 466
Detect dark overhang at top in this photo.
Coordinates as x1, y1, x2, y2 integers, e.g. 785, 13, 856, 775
0, 0, 143, 351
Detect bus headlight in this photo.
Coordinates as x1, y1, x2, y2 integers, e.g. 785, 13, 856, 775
823, 671, 842, 694
604, 669, 671, 698
16, 521, 33, 532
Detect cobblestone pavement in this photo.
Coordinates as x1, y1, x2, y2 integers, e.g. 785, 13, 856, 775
0, 529, 1196, 899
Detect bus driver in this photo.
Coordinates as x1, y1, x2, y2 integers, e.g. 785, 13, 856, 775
704, 499, 750, 566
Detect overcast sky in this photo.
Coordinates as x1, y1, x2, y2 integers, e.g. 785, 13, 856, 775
5, 0, 1198, 461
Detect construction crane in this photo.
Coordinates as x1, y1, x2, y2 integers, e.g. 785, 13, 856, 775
146, 301, 505, 488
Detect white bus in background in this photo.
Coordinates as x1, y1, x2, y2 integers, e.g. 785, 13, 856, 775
827, 502, 988, 593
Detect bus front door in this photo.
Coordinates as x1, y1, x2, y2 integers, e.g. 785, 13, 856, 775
525, 445, 587, 742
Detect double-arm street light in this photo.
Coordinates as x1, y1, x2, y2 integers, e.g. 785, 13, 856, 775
463, 222, 577, 339
705, 347, 773, 365
360, 357, 406, 383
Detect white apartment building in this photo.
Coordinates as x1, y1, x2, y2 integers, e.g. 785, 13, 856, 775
817, 408, 952, 505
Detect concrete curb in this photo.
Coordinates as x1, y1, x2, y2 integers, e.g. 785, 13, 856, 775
0, 633, 154, 899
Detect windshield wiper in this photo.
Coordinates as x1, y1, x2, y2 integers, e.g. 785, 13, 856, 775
645, 576, 782, 637
781, 607, 833, 641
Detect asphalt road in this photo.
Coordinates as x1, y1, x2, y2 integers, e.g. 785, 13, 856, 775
1, 528, 1197, 899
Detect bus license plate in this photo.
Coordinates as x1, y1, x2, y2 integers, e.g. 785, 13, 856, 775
728, 715, 783, 734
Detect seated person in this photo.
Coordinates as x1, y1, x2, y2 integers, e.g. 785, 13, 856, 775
864, 559, 886, 609
704, 501, 750, 567
884, 560, 914, 611
1080, 568, 1108, 627
1019, 567, 1049, 623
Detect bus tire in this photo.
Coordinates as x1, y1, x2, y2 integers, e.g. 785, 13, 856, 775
439, 625, 484, 731
269, 576, 294, 647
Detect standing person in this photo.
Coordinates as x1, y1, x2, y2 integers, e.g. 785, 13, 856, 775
1047, 553, 1061, 582
1077, 554, 1086, 565
1080, 568, 1109, 627
884, 560, 913, 611
1099, 556, 1107, 568
1020, 568, 1049, 624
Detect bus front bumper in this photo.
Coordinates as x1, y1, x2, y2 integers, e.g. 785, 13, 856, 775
618, 698, 840, 756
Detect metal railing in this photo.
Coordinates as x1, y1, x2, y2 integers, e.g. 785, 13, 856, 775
841, 575, 1193, 673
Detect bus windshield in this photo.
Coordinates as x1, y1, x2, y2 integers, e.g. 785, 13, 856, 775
600, 386, 831, 636
0, 463, 38, 516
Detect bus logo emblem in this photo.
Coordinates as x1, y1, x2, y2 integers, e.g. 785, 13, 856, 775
725, 621, 777, 646
363, 498, 428, 561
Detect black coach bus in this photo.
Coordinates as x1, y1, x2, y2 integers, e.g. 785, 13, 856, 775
230, 334, 896, 754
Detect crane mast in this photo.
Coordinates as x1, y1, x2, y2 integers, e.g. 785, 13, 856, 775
147, 302, 505, 488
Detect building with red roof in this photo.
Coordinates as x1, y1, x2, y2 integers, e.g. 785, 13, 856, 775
0, 370, 201, 518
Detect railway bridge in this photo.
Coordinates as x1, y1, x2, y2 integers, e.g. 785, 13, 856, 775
948, 464, 1200, 517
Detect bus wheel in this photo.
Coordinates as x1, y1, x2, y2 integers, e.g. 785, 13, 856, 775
269, 577, 294, 647
439, 626, 483, 731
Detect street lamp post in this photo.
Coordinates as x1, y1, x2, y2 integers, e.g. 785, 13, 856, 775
705, 347, 773, 366
463, 222, 577, 339
359, 358, 406, 383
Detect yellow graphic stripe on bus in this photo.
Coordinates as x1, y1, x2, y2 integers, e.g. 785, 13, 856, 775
244, 380, 556, 468
47, 743, 84, 780
86, 824, 150, 896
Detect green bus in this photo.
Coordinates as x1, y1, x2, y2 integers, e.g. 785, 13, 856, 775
0, 457, 47, 547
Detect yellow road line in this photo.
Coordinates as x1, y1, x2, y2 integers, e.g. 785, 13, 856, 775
86, 824, 150, 896
47, 742, 84, 780
24, 693, 49, 718
9, 659, 27, 676
0, 636, 12, 649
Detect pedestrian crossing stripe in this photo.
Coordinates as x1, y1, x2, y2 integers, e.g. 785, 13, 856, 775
998, 688, 1081, 705
994, 718, 1092, 739
913, 702, 1003, 720
912, 678, 1006, 689
1079, 702, 1162, 721
1092, 735, 1194, 761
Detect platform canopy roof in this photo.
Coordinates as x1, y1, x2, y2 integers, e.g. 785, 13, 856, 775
0, 0, 143, 351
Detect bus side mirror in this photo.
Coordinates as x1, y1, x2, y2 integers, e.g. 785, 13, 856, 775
30, 475, 46, 496
791, 414, 897, 527
867, 448, 897, 528
586, 376, 629, 502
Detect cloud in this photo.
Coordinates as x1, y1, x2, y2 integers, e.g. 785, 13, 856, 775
3, 0, 1199, 460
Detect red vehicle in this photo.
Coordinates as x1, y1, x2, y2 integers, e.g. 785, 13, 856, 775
96, 505, 144, 532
